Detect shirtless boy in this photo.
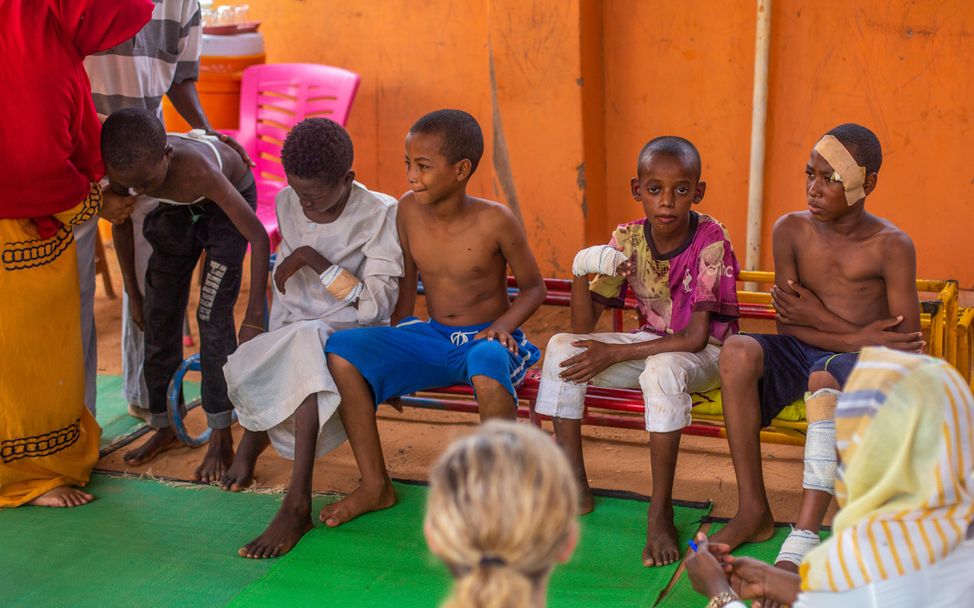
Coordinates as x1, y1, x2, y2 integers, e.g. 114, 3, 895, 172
321, 109, 546, 527
101, 108, 269, 483
712, 123, 922, 556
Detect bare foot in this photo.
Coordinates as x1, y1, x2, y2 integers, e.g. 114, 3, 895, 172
221, 430, 270, 492
318, 479, 397, 527
28, 485, 94, 508
193, 427, 234, 484
238, 500, 313, 559
709, 505, 775, 551
578, 485, 595, 515
642, 503, 680, 567
124, 427, 180, 466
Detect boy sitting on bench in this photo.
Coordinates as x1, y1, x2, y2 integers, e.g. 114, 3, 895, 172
321, 109, 546, 527
712, 124, 921, 570
535, 136, 741, 568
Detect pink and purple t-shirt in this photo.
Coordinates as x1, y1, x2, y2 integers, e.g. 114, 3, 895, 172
590, 212, 740, 342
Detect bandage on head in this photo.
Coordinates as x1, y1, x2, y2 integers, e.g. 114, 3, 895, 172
813, 135, 867, 205
319, 266, 364, 304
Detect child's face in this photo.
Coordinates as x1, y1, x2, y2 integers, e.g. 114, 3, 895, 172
404, 131, 466, 205
805, 149, 855, 220
107, 152, 169, 196
630, 154, 704, 241
287, 173, 349, 217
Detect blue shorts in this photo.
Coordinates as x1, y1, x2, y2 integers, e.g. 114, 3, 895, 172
325, 317, 541, 407
747, 334, 859, 426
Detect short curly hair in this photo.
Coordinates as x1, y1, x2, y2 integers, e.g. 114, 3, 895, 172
409, 109, 484, 175
825, 123, 883, 175
280, 118, 354, 183
101, 108, 167, 171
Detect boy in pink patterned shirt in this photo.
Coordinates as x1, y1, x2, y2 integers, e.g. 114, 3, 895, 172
535, 136, 740, 567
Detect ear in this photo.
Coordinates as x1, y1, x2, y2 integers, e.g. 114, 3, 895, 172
692, 181, 707, 204
343, 169, 356, 188
862, 172, 878, 197
455, 158, 473, 182
630, 177, 641, 201
556, 521, 579, 564
164, 144, 174, 159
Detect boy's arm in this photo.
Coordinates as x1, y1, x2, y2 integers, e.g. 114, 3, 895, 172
391, 201, 418, 325
475, 206, 546, 347
355, 205, 403, 324
110, 217, 144, 329
201, 173, 269, 342
569, 274, 605, 333
881, 232, 921, 333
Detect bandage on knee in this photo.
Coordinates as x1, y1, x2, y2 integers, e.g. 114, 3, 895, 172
572, 245, 627, 276
776, 528, 821, 567
803, 388, 838, 494
813, 135, 867, 205
319, 266, 363, 304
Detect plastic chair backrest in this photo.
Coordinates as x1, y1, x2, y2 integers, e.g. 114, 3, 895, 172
237, 63, 360, 248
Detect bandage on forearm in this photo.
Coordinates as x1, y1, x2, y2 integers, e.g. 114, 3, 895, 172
776, 528, 821, 567
319, 266, 363, 303
802, 388, 839, 494
813, 135, 867, 205
572, 245, 628, 276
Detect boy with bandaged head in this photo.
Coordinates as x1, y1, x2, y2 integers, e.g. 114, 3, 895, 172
710, 124, 921, 575
535, 136, 741, 568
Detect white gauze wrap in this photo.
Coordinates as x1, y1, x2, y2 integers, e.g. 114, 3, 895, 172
572, 245, 628, 277
319, 266, 364, 304
803, 387, 839, 494
776, 528, 821, 567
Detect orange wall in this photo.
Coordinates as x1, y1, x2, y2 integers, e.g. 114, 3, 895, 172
235, 0, 974, 285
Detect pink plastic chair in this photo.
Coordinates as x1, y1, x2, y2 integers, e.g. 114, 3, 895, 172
235, 63, 361, 250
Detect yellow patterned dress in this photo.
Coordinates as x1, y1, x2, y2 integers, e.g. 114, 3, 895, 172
0, 185, 103, 506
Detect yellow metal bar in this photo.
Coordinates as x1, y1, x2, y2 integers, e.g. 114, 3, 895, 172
943, 281, 959, 367
957, 308, 974, 383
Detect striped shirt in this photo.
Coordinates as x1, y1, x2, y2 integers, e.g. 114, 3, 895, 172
801, 347, 974, 593
84, 0, 201, 120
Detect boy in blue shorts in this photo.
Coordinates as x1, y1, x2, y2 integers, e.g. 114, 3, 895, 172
323, 109, 546, 527
712, 124, 922, 565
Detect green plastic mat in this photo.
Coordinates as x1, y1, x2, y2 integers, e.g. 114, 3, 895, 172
95, 375, 200, 449
231, 485, 711, 608
656, 523, 830, 607
0, 474, 284, 607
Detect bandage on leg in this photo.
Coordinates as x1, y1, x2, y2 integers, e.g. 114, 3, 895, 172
813, 135, 867, 205
803, 388, 838, 494
572, 245, 628, 276
776, 527, 821, 567
319, 266, 363, 303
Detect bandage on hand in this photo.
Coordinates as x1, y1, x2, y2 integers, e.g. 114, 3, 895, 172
320, 266, 364, 303
572, 245, 628, 277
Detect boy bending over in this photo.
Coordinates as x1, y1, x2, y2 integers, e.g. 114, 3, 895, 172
712, 124, 921, 560
224, 119, 402, 558
102, 108, 269, 482
535, 137, 740, 567
323, 109, 546, 527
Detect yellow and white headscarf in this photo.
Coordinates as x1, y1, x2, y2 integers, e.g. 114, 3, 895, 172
801, 347, 974, 592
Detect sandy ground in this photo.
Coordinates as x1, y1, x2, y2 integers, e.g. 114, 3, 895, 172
91, 233, 859, 522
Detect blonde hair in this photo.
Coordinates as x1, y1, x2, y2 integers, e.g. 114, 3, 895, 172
425, 421, 579, 608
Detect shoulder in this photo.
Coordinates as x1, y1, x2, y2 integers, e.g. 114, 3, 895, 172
772, 211, 811, 238
352, 181, 398, 211
473, 197, 518, 226
694, 213, 733, 243
611, 217, 648, 244
872, 216, 915, 255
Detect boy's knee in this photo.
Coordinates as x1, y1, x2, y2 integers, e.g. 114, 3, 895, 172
471, 374, 506, 394
326, 351, 355, 375
469, 339, 511, 368
719, 336, 763, 379
639, 355, 689, 395
545, 333, 582, 362
808, 370, 841, 393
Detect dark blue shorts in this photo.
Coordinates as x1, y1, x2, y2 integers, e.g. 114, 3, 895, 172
747, 334, 859, 426
325, 317, 541, 407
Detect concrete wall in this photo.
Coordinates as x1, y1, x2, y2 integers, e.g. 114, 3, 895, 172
232, 0, 974, 285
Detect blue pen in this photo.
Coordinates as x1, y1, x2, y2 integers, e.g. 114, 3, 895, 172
688, 539, 699, 552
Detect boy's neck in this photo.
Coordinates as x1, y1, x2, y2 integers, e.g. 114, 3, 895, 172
815, 202, 872, 236
647, 211, 697, 257
425, 187, 470, 221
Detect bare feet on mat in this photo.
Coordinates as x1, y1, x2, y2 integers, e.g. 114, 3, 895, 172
642, 503, 680, 567
124, 427, 180, 466
193, 427, 234, 484
238, 501, 313, 559
28, 485, 95, 508
578, 486, 595, 515
221, 430, 270, 492
318, 479, 397, 527
709, 506, 775, 551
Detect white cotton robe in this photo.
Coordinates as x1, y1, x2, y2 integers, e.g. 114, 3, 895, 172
224, 182, 402, 458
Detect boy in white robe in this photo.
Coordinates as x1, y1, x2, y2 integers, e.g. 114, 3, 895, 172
221, 119, 402, 506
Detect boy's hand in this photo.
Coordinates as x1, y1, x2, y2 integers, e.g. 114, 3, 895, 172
771, 280, 828, 326
238, 322, 263, 344
474, 326, 518, 353
273, 250, 308, 295
685, 534, 734, 599
208, 130, 255, 167
856, 316, 924, 352
559, 340, 618, 383
129, 289, 145, 331
99, 189, 137, 224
